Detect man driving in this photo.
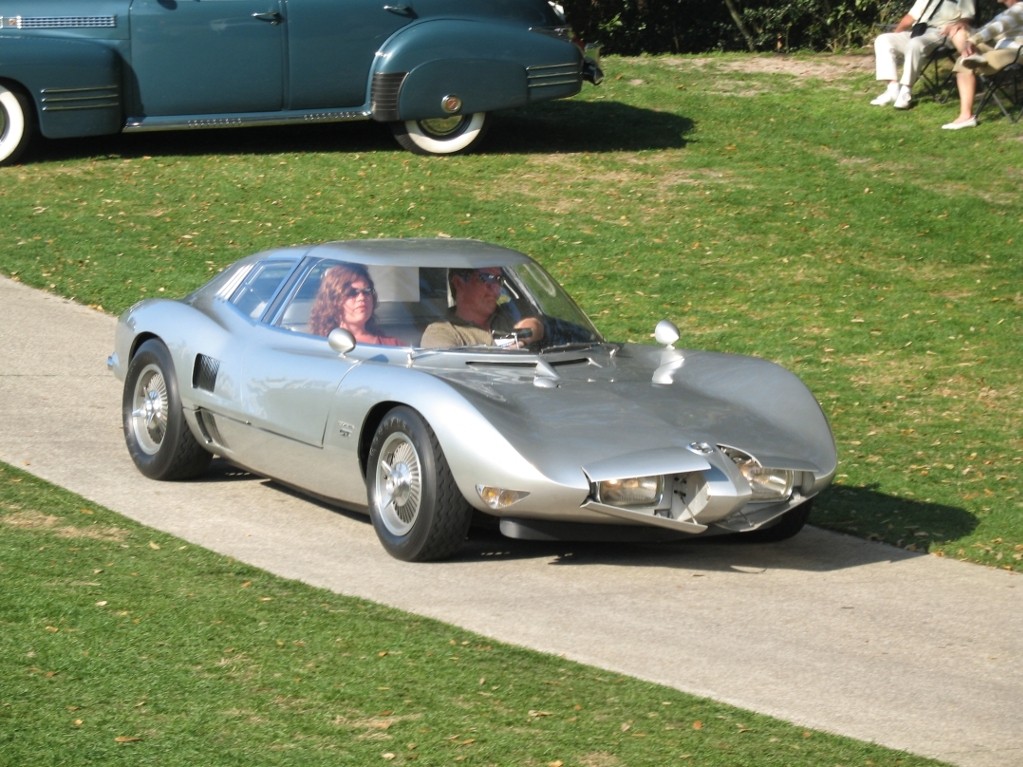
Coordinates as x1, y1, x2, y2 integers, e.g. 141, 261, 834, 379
420, 267, 545, 348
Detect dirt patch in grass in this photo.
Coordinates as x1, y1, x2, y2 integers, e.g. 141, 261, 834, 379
673, 54, 874, 81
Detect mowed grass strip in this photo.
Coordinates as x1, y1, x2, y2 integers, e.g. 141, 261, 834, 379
0, 463, 948, 766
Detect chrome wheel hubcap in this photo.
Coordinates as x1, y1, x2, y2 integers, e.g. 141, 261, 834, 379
131, 364, 169, 455
375, 433, 423, 535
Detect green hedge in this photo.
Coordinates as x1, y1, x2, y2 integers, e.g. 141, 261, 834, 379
563, 0, 1001, 55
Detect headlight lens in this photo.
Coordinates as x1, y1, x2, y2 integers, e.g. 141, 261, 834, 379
721, 447, 794, 501
596, 476, 663, 508
476, 486, 529, 510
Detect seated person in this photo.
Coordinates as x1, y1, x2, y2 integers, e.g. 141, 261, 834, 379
308, 263, 402, 345
942, 0, 1023, 129
871, 0, 975, 110
420, 267, 545, 348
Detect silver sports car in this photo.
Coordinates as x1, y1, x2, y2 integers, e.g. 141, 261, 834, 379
108, 239, 837, 561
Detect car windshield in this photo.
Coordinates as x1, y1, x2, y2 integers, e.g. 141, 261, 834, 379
477, 261, 604, 349
268, 257, 604, 350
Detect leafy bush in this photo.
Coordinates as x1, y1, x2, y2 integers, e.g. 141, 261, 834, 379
564, 0, 1002, 54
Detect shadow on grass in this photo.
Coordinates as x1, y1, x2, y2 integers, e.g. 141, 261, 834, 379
24, 101, 690, 165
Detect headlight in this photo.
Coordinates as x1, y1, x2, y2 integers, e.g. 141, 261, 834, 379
721, 447, 794, 501
476, 486, 529, 510
595, 476, 664, 508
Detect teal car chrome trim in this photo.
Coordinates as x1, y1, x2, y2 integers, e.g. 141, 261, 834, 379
41, 85, 119, 112
123, 109, 374, 132
1, 15, 116, 28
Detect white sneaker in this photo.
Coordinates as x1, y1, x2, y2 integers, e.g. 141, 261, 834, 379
870, 90, 896, 106
961, 54, 987, 70
893, 88, 912, 110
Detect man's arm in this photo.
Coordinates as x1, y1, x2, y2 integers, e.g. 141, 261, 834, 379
894, 12, 916, 32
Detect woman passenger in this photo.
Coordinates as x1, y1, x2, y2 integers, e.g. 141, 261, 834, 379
308, 263, 402, 345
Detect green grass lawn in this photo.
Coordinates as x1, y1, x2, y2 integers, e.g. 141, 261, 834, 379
0, 463, 948, 766
2, 51, 1015, 765
2, 53, 1018, 570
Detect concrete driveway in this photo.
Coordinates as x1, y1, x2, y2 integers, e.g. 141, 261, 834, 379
1, 276, 1020, 767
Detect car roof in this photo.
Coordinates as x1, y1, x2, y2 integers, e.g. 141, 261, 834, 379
253, 239, 536, 268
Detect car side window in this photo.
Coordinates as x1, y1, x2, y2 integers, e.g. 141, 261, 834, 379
228, 261, 296, 319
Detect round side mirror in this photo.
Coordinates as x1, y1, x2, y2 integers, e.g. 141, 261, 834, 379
327, 327, 357, 354
654, 319, 680, 348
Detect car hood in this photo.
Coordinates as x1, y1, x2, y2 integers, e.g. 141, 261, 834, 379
417, 344, 836, 477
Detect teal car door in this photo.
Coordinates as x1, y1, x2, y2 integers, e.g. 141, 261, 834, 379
284, 0, 414, 109
128, 0, 285, 115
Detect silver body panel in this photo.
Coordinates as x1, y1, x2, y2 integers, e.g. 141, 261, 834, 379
109, 239, 837, 541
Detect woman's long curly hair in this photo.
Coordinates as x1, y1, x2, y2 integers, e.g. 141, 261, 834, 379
308, 263, 381, 337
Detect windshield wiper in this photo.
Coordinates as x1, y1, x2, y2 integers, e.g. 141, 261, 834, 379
540, 341, 603, 354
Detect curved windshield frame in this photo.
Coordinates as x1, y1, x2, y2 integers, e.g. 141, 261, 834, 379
264, 256, 604, 350
497, 261, 604, 348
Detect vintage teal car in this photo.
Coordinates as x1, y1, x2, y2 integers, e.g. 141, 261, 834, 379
0, 0, 601, 163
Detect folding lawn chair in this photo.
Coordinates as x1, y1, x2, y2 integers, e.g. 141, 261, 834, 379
974, 47, 1023, 123
917, 38, 959, 102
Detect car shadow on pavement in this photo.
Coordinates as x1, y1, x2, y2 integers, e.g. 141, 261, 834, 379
25, 102, 689, 165
189, 462, 977, 575
453, 485, 977, 573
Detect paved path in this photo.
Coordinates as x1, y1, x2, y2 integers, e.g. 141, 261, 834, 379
1, 276, 1020, 767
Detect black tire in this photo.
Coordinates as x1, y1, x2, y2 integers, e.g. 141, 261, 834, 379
122, 339, 212, 480
740, 500, 813, 543
366, 406, 472, 561
0, 82, 33, 166
390, 112, 489, 155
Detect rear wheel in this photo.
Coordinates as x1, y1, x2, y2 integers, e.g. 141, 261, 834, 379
0, 83, 33, 166
367, 406, 472, 561
391, 112, 489, 155
123, 339, 212, 480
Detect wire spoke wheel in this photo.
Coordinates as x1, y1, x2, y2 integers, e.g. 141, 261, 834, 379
374, 434, 423, 536
366, 406, 472, 561
130, 363, 170, 455
121, 339, 211, 480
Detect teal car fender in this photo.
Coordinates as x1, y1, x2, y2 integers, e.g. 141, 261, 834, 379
370, 19, 583, 121
0, 35, 122, 138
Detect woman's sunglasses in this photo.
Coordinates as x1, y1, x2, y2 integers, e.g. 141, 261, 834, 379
343, 287, 376, 300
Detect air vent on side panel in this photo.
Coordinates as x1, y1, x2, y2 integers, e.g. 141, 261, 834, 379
192, 354, 220, 393
195, 409, 226, 448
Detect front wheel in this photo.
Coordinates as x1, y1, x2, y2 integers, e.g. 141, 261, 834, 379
366, 406, 472, 561
122, 339, 212, 480
390, 112, 489, 155
740, 501, 813, 543
0, 83, 33, 166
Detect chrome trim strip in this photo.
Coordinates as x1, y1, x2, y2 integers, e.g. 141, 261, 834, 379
1, 15, 117, 29
124, 110, 372, 132
526, 63, 581, 89
40, 86, 120, 112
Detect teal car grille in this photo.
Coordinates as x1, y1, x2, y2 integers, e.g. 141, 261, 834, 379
41, 86, 120, 113
371, 72, 406, 122
526, 62, 581, 90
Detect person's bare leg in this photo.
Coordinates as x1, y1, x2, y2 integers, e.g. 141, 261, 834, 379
948, 70, 978, 124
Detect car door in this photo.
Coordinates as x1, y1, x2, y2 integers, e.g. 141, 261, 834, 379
128, 0, 285, 116
283, 0, 415, 109
211, 326, 365, 500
